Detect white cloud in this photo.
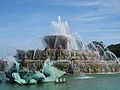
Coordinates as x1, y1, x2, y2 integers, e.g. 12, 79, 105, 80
51, 0, 100, 7
74, 16, 104, 22
51, 0, 120, 13
98, 0, 120, 13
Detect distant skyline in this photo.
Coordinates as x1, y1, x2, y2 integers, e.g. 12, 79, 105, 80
0, 0, 120, 57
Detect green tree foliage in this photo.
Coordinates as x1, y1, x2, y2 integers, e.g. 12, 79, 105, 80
93, 41, 105, 49
107, 43, 120, 58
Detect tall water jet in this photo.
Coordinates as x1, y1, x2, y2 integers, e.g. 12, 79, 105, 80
51, 16, 69, 36
44, 16, 88, 51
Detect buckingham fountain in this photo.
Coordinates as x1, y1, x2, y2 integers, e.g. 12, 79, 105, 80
3, 16, 120, 85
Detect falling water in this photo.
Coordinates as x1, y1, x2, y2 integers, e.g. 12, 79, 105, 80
91, 44, 119, 62
105, 51, 119, 62
72, 32, 87, 50
88, 42, 98, 51
104, 46, 119, 62
51, 16, 86, 51
95, 44, 107, 60
4, 56, 17, 72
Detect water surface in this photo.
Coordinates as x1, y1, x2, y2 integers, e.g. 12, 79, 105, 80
0, 73, 120, 90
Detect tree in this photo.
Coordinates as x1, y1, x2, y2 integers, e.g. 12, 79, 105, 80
107, 43, 120, 58
92, 41, 105, 49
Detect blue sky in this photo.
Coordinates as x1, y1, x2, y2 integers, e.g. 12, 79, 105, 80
0, 0, 120, 57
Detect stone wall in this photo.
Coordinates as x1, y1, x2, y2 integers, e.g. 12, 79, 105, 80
16, 49, 100, 61
73, 60, 120, 74
19, 60, 44, 71
18, 59, 120, 74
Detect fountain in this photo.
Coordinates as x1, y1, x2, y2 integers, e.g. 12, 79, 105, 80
43, 16, 120, 76
3, 16, 120, 85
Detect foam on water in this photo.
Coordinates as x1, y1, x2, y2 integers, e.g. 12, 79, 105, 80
74, 76, 95, 80
74, 73, 95, 80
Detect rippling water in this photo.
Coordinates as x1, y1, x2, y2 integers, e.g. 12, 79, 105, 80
0, 73, 120, 90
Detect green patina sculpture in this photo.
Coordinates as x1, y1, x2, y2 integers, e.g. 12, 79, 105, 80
5, 56, 66, 85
